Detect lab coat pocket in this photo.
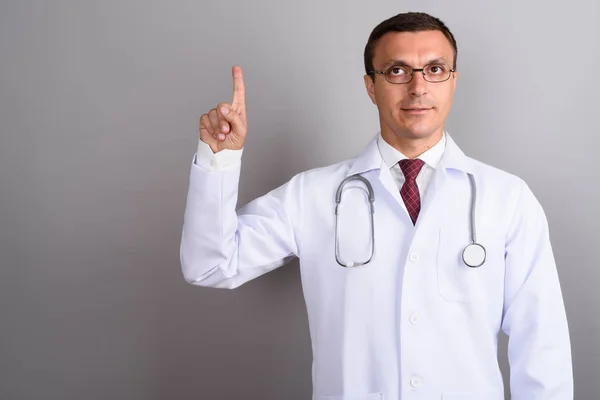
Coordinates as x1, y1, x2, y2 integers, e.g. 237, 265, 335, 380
436, 228, 476, 303
316, 393, 384, 400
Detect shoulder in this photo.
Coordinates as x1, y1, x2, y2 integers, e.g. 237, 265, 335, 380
465, 156, 530, 207
298, 160, 352, 182
291, 150, 366, 188
467, 156, 522, 188
465, 155, 547, 230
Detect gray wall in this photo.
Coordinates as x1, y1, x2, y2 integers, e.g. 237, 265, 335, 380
1, 1, 598, 399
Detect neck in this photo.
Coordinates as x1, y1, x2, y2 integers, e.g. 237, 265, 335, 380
381, 128, 443, 159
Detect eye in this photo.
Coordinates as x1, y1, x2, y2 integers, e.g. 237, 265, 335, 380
387, 66, 409, 76
426, 64, 447, 75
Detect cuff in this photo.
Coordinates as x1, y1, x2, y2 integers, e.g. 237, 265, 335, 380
194, 139, 243, 171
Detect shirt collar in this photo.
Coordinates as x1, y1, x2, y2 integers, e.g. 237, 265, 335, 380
377, 131, 447, 169
345, 131, 473, 177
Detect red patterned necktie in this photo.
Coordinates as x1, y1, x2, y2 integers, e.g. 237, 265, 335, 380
399, 159, 425, 225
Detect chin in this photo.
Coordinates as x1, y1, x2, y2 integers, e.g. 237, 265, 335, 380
398, 125, 439, 139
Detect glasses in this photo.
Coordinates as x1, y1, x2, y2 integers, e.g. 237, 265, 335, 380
370, 63, 456, 84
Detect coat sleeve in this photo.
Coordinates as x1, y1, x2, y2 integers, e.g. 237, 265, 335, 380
179, 156, 303, 289
501, 179, 573, 399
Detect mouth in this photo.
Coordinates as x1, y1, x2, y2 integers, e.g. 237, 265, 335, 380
401, 107, 433, 114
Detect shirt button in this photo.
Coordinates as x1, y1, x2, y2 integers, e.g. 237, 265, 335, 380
410, 377, 421, 387
210, 159, 217, 168
409, 252, 419, 262
409, 314, 419, 324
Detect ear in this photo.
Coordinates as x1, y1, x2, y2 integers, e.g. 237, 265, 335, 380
364, 74, 377, 105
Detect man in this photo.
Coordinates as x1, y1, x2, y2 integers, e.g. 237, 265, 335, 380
181, 12, 573, 400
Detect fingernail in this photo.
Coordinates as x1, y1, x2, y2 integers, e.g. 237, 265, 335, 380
221, 125, 229, 133
220, 107, 229, 116
217, 133, 225, 141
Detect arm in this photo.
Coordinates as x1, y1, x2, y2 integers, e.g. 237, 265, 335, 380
180, 145, 302, 289
180, 65, 301, 288
501, 179, 573, 399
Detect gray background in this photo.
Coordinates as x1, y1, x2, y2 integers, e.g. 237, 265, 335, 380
1, 0, 598, 399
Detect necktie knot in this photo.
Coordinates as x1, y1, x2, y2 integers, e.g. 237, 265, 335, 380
399, 158, 425, 182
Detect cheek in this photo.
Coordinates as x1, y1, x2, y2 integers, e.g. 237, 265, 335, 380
438, 89, 454, 114
442, 84, 456, 105
376, 87, 405, 113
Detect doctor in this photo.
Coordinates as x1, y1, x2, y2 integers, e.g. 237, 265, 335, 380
181, 11, 572, 400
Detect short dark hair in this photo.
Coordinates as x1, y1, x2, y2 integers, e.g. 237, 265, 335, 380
364, 12, 458, 79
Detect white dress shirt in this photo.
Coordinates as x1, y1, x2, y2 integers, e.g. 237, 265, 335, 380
376, 131, 446, 199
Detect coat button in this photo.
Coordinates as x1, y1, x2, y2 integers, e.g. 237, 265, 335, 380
410, 377, 421, 387
409, 252, 419, 262
409, 314, 419, 324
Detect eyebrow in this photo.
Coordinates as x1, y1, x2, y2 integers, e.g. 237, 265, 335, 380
378, 57, 450, 70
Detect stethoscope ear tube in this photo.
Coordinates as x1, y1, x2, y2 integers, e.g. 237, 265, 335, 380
335, 175, 375, 204
463, 173, 486, 268
335, 174, 375, 267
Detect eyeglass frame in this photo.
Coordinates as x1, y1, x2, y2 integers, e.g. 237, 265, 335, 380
369, 63, 457, 84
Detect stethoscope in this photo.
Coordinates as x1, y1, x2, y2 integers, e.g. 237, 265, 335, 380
334, 173, 486, 268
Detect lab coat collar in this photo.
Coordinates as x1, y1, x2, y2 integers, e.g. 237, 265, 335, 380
438, 133, 475, 174
346, 131, 474, 177
346, 135, 383, 177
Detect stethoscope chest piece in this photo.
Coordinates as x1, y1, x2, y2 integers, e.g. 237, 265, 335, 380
462, 243, 486, 268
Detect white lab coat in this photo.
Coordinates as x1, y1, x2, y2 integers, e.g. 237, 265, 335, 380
180, 133, 572, 400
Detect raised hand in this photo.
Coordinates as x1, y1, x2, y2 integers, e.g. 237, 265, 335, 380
199, 66, 247, 153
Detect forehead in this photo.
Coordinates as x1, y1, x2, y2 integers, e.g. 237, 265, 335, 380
372, 30, 454, 66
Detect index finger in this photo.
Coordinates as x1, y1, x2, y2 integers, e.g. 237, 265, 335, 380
231, 65, 246, 114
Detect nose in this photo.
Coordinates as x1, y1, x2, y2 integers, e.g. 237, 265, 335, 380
407, 71, 427, 97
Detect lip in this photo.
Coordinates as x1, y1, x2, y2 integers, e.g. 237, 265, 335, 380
402, 107, 433, 114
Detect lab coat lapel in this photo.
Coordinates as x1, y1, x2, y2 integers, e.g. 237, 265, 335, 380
378, 165, 404, 207
417, 162, 447, 227
439, 133, 474, 174
345, 135, 382, 177
417, 134, 475, 227
346, 135, 404, 207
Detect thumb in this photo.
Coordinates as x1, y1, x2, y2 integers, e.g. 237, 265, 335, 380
219, 103, 246, 137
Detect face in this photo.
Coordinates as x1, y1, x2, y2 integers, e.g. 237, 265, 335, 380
364, 30, 457, 144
